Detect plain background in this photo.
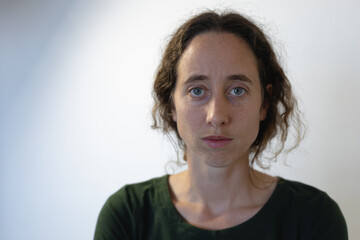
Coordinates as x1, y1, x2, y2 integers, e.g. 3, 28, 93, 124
1, 0, 359, 239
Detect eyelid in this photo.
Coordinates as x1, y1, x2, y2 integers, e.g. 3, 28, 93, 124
188, 86, 207, 97
228, 86, 247, 96
186, 84, 247, 97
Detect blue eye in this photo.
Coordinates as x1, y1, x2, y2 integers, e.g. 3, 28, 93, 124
189, 87, 204, 96
229, 87, 245, 96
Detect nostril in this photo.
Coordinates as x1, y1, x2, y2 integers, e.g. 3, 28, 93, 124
207, 119, 226, 128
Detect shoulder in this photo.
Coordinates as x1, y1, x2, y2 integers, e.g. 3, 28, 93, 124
94, 175, 169, 240
277, 178, 328, 201
276, 178, 340, 218
109, 175, 167, 202
274, 178, 348, 240
276, 178, 344, 212
104, 175, 169, 215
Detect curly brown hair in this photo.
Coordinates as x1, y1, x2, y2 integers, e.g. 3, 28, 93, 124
152, 10, 304, 168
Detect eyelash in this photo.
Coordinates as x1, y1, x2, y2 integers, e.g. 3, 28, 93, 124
188, 87, 246, 98
229, 87, 246, 96
189, 87, 205, 97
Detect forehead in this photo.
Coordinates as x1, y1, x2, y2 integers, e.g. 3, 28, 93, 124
177, 32, 259, 83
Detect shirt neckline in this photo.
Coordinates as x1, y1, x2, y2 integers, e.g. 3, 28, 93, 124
157, 174, 283, 235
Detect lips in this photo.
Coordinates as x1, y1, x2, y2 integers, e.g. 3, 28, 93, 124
202, 135, 233, 148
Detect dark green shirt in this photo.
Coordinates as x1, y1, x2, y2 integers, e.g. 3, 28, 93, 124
94, 175, 347, 240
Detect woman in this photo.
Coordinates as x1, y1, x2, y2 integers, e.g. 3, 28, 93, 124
94, 10, 347, 239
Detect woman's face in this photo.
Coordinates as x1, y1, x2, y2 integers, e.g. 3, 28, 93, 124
172, 32, 268, 168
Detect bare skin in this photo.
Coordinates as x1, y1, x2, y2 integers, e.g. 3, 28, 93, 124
169, 169, 277, 230
169, 32, 278, 230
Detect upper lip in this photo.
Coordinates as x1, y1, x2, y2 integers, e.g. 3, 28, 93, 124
202, 135, 233, 140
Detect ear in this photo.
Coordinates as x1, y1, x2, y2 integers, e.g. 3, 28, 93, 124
260, 84, 272, 121
171, 108, 177, 122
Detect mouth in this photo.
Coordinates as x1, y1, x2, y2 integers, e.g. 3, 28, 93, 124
202, 135, 233, 148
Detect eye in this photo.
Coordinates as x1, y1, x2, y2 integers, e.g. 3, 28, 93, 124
229, 87, 245, 96
189, 87, 205, 97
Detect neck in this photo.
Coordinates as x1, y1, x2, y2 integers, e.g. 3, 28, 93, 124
169, 151, 278, 222
180, 152, 258, 211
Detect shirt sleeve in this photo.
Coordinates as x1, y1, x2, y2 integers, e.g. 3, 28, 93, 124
94, 187, 134, 240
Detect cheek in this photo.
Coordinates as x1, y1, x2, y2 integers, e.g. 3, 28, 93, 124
176, 107, 204, 134
236, 107, 262, 134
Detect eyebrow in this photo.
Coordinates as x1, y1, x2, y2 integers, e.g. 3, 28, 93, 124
184, 74, 253, 84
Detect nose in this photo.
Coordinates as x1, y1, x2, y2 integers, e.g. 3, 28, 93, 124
206, 94, 230, 128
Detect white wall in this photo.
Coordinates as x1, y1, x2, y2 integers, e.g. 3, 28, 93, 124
1, 0, 359, 239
